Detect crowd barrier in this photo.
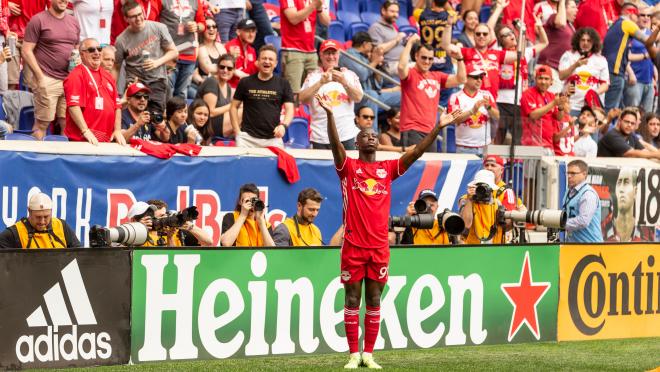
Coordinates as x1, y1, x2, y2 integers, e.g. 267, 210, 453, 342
0, 243, 657, 369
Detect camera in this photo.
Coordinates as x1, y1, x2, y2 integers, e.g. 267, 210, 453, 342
151, 206, 199, 230
472, 183, 493, 203
413, 199, 430, 214
150, 111, 164, 124
499, 209, 566, 229
250, 197, 265, 212
437, 209, 465, 235
389, 214, 435, 229
89, 222, 149, 248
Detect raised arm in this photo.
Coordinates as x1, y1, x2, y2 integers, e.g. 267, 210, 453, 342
398, 33, 419, 80
316, 93, 346, 168
400, 109, 462, 169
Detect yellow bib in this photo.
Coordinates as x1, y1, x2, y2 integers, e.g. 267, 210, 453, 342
412, 220, 450, 245
465, 202, 503, 244
16, 218, 67, 249
282, 217, 323, 247
234, 211, 270, 247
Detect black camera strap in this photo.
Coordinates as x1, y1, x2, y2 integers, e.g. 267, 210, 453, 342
293, 215, 325, 246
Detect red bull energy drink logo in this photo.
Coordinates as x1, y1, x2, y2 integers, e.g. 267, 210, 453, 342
353, 178, 388, 196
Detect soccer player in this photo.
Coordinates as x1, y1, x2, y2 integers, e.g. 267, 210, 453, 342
316, 94, 461, 369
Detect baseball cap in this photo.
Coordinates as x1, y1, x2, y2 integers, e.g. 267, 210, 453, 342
468, 169, 498, 189
128, 202, 151, 219
535, 65, 552, 78
467, 65, 486, 77
580, 105, 595, 117
28, 193, 52, 211
483, 155, 504, 167
320, 39, 342, 53
126, 82, 151, 97
418, 189, 438, 201
237, 19, 257, 30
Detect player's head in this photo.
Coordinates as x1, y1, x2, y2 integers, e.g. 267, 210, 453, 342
296, 188, 323, 225
615, 167, 637, 215
355, 127, 378, 154
27, 193, 53, 232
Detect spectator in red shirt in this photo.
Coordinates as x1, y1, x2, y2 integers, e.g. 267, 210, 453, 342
442, 19, 516, 101
22, 0, 80, 140
225, 19, 258, 89
400, 34, 466, 152
6, 0, 49, 90
520, 65, 570, 152
575, 0, 622, 40
110, 0, 161, 45
64, 38, 125, 145
280, 0, 330, 95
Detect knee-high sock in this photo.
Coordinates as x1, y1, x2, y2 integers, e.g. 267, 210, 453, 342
344, 306, 360, 354
363, 306, 380, 353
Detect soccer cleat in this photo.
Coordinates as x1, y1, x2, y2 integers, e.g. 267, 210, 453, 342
343, 353, 362, 369
361, 352, 382, 369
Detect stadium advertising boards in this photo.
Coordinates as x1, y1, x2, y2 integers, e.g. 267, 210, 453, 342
131, 246, 559, 362
0, 250, 131, 369
558, 244, 660, 341
0, 151, 482, 247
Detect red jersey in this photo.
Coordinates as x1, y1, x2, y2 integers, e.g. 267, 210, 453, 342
575, 0, 621, 40
501, 0, 536, 42
64, 64, 121, 142
338, 157, 405, 249
400, 67, 448, 134
461, 47, 506, 100
110, 0, 161, 44
553, 115, 577, 156
520, 86, 558, 148
8, 0, 49, 38
225, 37, 257, 88
280, 0, 319, 52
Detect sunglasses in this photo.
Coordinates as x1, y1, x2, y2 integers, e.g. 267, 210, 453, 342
419, 56, 434, 61
360, 114, 375, 120
133, 94, 149, 100
83, 46, 103, 53
126, 12, 143, 20
469, 74, 485, 80
218, 65, 234, 71
206, 24, 217, 29
476, 32, 489, 37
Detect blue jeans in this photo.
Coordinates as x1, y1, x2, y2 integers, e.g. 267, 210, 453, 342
215, 8, 243, 43
363, 89, 401, 131
169, 61, 196, 99
248, 0, 274, 51
624, 81, 654, 113
455, 145, 484, 156
604, 74, 625, 112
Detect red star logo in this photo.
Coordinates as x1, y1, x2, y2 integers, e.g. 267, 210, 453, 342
500, 251, 551, 342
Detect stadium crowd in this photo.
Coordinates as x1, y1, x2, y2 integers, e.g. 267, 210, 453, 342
0, 0, 658, 158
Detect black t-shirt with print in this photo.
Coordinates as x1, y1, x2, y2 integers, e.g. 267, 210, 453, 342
597, 128, 644, 157
233, 74, 294, 139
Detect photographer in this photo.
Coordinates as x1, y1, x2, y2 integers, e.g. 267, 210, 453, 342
400, 189, 450, 245
562, 160, 603, 242
272, 188, 324, 247
221, 183, 275, 247
459, 170, 505, 244
483, 155, 527, 212
121, 82, 153, 141
128, 200, 212, 247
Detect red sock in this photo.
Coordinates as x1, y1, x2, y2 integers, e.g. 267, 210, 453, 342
344, 306, 360, 353
363, 306, 380, 353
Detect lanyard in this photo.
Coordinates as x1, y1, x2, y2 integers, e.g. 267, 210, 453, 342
144, 1, 151, 19
82, 65, 101, 98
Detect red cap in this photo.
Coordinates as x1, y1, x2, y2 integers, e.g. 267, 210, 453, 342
535, 65, 552, 79
483, 155, 505, 167
467, 64, 486, 77
319, 39, 342, 53
126, 82, 151, 97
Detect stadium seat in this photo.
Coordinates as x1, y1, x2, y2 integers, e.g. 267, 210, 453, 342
0, 95, 5, 121
338, 0, 360, 13
336, 10, 361, 26
360, 12, 380, 26
399, 25, 417, 35
283, 118, 310, 148
265, 0, 279, 5
348, 22, 369, 40
4, 132, 35, 141
479, 5, 491, 23
328, 21, 347, 42
365, 0, 382, 13
18, 106, 34, 132
396, 16, 410, 27
43, 135, 69, 142
212, 136, 236, 146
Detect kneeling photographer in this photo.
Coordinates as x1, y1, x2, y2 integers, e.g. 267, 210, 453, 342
221, 183, 275, 247
127, 199, 212, 247
400, 190, 451, 245
459, 170, 506, 244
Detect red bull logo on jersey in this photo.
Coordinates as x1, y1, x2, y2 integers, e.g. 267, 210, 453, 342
325, 89, 350, 107
575, 71, 600, 90
353, 178, 388, 196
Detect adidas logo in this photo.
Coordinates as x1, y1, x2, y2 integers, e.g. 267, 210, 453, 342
15, 259, 112, 364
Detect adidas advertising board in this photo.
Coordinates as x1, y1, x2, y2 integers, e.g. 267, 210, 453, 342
0, 250, 130, 369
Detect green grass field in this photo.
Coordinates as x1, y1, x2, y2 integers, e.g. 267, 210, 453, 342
41, 338, 660, 372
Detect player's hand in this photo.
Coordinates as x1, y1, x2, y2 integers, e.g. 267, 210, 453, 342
315, 93, 333, 114
111, 130, 127, 146
439, 109, 462, 127
273, 124, 286, 138
83, 130, 99, 145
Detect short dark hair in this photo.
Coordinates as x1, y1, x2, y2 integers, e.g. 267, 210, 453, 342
567, 160, 588, 173
298, 188, 323, 205
258, 44, 278, 58
122, 0, 141, 16
433, 0, 449, 7
381, 0, 399, 11
386, 107, 400, 120
462, 9, 479, 23
235, 183, 259, 211
166, 96, 187, 121
356, 105, 372, 116
218, 53, 235, 67
187, 99, 212, 143
619, 108, 638, 123
352, 32, 373, 48
640, 113, 660, 143
571, 27, 602, 53
146, 199, 168, 210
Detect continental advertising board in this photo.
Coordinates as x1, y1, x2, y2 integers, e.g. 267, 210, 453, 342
558, 244, 660, 341
131, 246, 559, 362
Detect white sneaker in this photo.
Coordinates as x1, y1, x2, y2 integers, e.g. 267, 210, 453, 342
361, 352, 382, 369
344, 353, 362, 369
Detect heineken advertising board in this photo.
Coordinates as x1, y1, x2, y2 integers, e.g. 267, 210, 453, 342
131, 246, 559, 362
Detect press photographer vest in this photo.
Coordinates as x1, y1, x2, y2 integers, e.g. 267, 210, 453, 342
465, 201, 504, 244
563, 184, 603, 243
15, 218, 67, 249
282, 217, 323, 247
141, 230, 183, 247
412, 220, 450, 245
234, 211, 270, 247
